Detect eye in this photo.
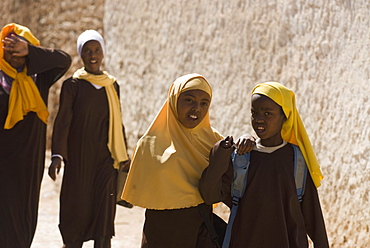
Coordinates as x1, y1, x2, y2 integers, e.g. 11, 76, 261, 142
200, 101, 209, 107
185, 98, 193, 103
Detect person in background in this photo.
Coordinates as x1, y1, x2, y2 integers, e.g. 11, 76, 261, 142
199, 82, 329, 248
122, 73, 254, 248
48, 30, 130, 248
0, 23, 71, 248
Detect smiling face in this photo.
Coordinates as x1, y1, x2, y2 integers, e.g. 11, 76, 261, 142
177, 89, 211, 129
251, 94, 286, 147
80, 40, 104, 75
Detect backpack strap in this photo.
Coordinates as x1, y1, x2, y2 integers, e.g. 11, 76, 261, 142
222, 151, 250, 248
291, 144, 308, 203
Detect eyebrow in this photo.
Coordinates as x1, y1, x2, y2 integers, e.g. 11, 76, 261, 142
182, 93, 210, 102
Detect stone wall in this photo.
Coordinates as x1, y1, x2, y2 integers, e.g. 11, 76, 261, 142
1, 0, 369, 247
104, 0, 369, 247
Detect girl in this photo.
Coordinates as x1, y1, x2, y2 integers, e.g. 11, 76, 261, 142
48, 30, 129, 248
122, 74, 253, 248
199, 82, 329, 248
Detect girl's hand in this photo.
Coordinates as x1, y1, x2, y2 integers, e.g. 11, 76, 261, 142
234, 134, 256, 154
220, 136, 234, 149
2, 34, 29, 57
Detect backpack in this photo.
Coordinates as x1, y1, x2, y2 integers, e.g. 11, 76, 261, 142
222, 144, 308, 248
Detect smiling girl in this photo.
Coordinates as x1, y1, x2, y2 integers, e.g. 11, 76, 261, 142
122, 74, 254, 248
48, 30, 129, 248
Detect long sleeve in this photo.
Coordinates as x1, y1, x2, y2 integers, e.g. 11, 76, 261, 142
301, 174, 330, 248
51, 78, 75, 161
199, 140, 234, 207
27, 44, 71, 85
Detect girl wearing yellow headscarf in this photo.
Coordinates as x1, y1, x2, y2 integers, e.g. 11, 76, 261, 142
0, 23, 71, 248
199, 82, 329, 248
122, 74, 223, 247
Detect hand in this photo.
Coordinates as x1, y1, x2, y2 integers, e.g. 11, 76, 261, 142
234, 134, 256, 154
2, 34, 29, 57
220, 136, 234, 149
48, 157, 62, 181
119, 158, 131, 172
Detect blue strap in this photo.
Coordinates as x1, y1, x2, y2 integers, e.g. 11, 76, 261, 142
222, 151, 250, 248
291, 144, 308, 202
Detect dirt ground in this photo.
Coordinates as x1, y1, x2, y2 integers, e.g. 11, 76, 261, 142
31, 151, 145, 248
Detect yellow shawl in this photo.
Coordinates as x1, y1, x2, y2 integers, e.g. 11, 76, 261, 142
0, 23, 48, 129
73, 68, 128, 169
122, 73, 223, 209
252, 82, 324, 188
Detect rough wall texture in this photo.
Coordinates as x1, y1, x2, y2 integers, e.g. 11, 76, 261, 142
1, 0, 369, 247
104, 0, 369, 247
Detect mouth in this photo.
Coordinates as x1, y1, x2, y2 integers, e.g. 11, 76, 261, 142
90, 59, 97, 64
255, 126, 265, 133
189, 114, 198, 120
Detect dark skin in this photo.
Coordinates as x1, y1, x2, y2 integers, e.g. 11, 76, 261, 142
2, 34, 29, 68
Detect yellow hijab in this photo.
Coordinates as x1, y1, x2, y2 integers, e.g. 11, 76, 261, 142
0, 23, 48, 129
73, 68, 128, 169
122, 73, 223, 210
252, 82, 324, 188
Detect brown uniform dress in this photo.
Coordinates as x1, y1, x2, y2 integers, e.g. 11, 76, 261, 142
199, 141, 329, 248
142, 204, 216, 248
0, 45, 71, 248
52, 78, 123, 244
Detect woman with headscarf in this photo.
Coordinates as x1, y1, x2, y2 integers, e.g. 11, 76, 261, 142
48, 30, 129, 248
0, 23, 71, 248
122, 74, 254, 248
199, 82, 329, 247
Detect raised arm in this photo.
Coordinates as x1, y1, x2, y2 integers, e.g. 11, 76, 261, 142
27, 44, 71, 83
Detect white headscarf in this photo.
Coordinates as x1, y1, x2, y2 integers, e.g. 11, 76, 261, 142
77, 30, 105, 57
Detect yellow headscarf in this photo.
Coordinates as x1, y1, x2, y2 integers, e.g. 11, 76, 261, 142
73, 68, 128, 169
0, 23, 48, 129
122, 73, 223, 210
252, 82, 324, 188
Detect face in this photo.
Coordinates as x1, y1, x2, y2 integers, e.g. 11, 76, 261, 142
80, 40, 104, 75
177, 89, 211, 129
251, 94, 286, 147
3, 50, 26, 69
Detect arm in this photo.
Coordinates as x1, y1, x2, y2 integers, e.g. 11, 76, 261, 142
27, 44, 71, 84
199, 137, 234, 207
48, 79, 74, 180
301, 175, 330, 248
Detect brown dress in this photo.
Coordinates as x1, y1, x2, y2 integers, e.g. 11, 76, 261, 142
199, 141, 329, 248
52, 78, 123, 244
0, 45, 71, 248
142, 204, 216, 248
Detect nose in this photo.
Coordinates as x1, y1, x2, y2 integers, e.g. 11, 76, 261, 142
253, 114, 264, 123
191, 102, 200, 111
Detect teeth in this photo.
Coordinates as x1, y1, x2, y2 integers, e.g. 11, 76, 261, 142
190, 115, 197, 119
257, 126, 264, 130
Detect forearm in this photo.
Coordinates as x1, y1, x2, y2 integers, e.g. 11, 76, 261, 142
301, 175, 330, 248
27, 44, 71, 77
